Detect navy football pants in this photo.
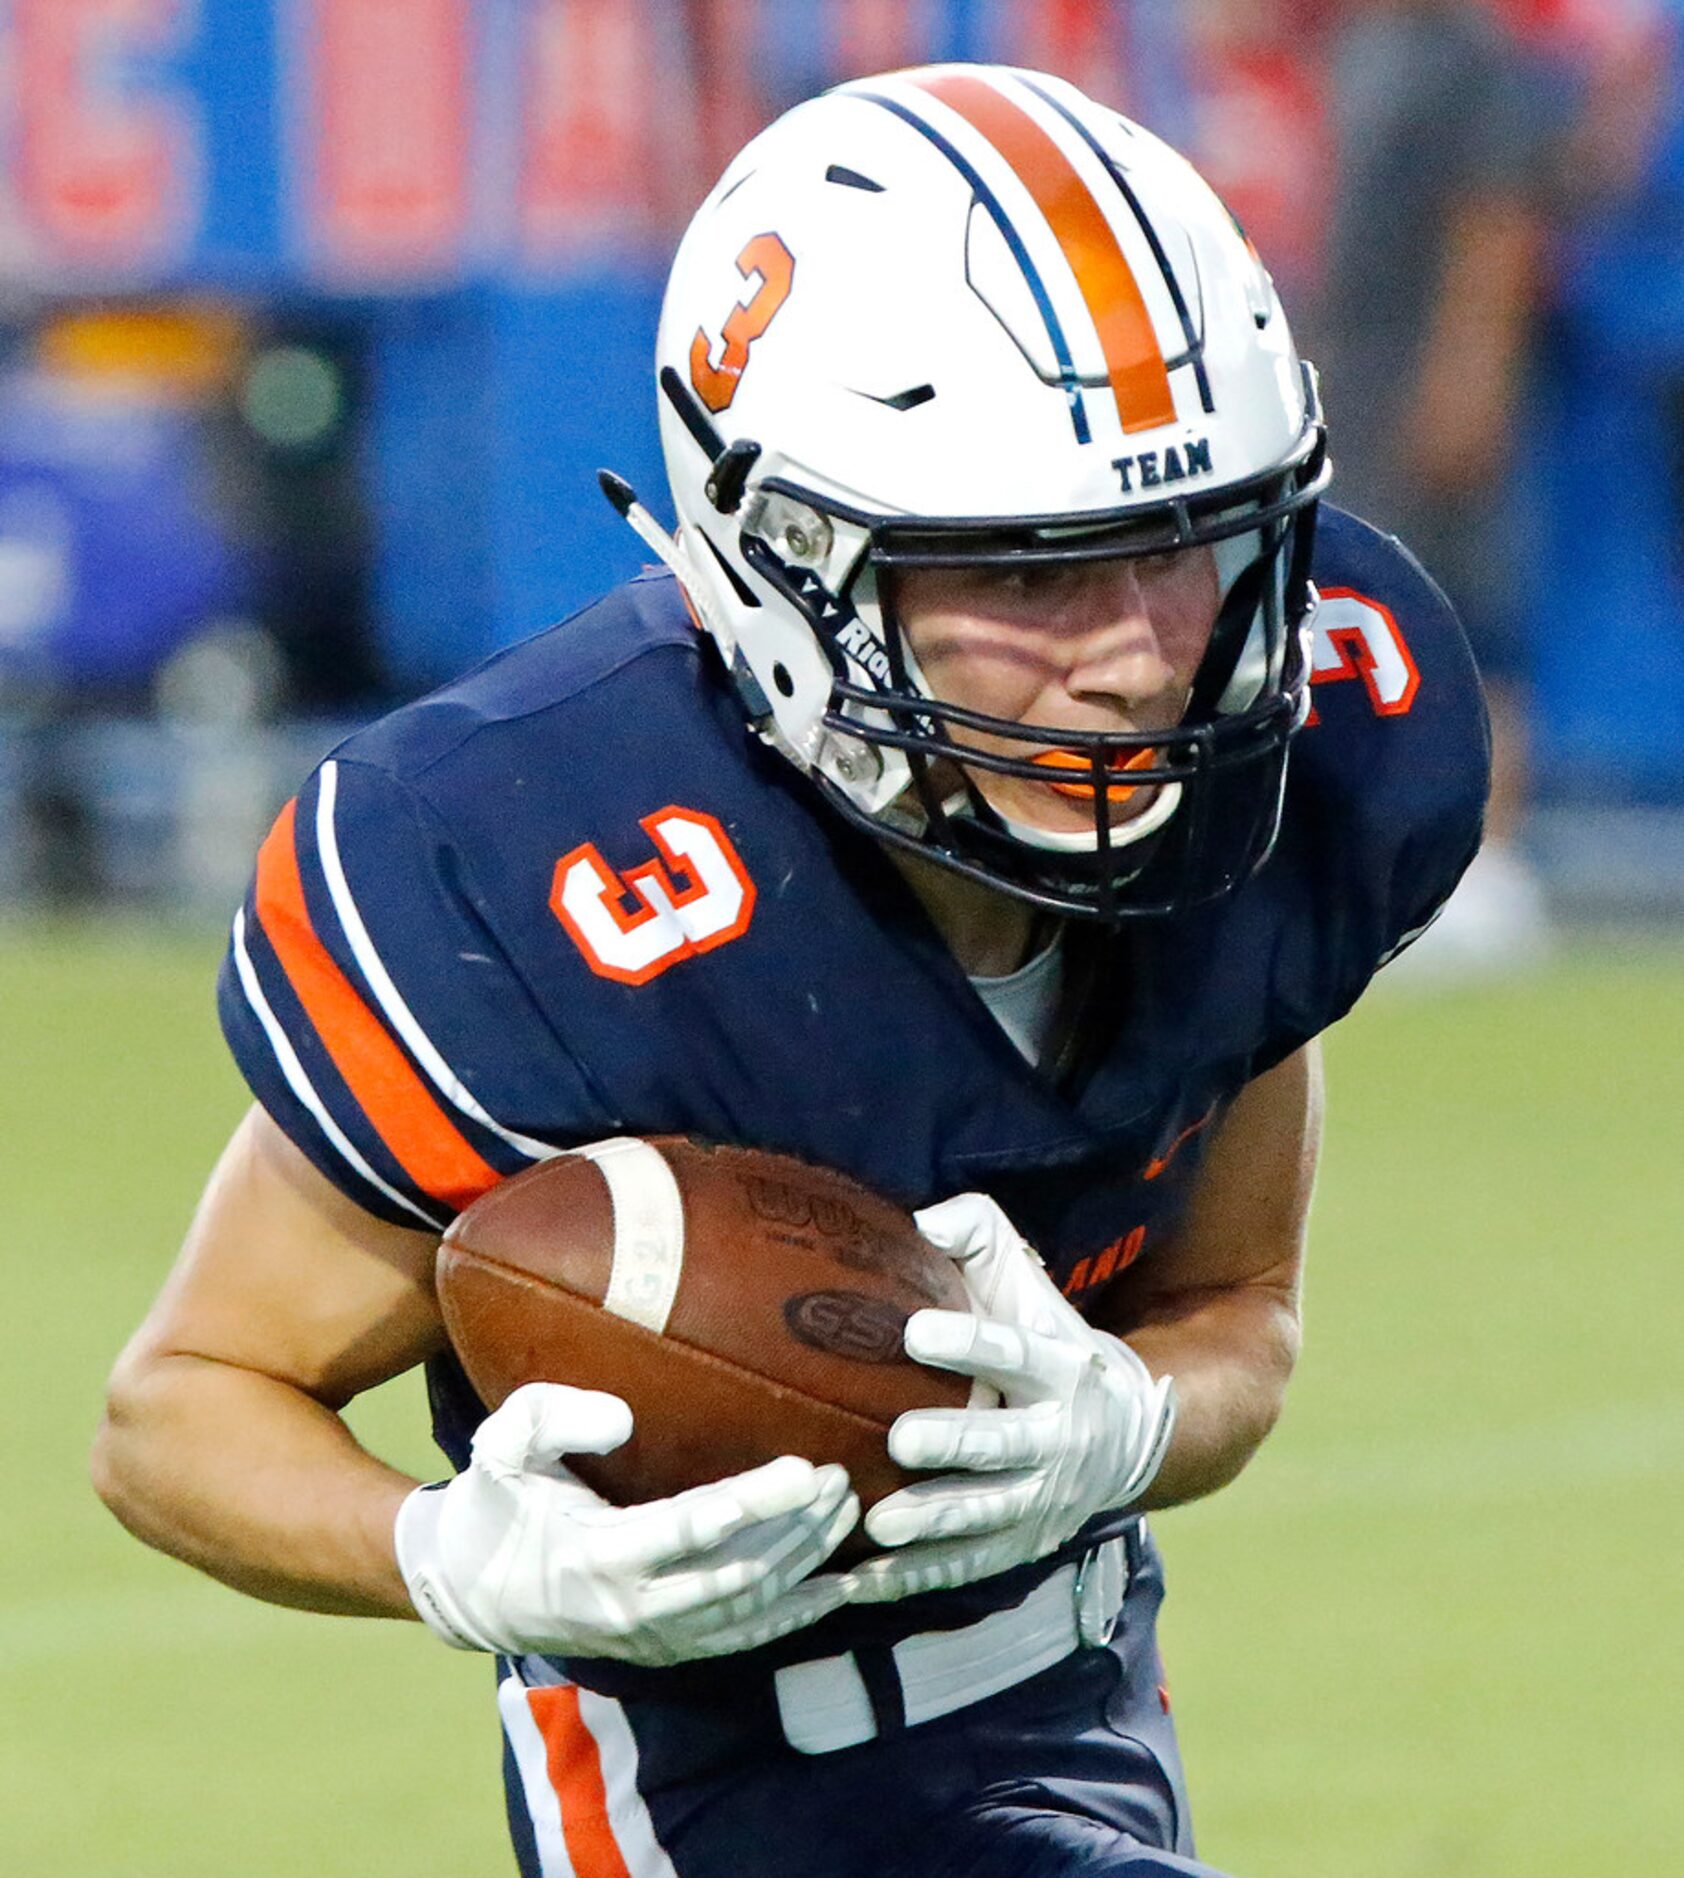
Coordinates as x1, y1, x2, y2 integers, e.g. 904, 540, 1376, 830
498, 1533, 1239, 1877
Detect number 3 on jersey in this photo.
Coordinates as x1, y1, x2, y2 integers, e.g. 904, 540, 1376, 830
551, 807, 757, 985
1308, 587, 1420, 720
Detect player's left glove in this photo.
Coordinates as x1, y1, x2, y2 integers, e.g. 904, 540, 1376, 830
394, 1382, 857, 1664
845, 1193, 1176, 1604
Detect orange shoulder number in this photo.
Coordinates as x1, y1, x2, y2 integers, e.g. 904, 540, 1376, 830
550, 806, 756, 986
1308, 587, 1421, 722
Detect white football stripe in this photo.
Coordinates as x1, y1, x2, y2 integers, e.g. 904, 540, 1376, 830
231, 908, 444, 1230
575, 1688, 681, 1878
497, 1674, 577, 1878
314, 760, 557, 1162
576, 1139, 686, 1335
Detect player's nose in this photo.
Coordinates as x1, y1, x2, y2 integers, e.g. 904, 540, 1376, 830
1059, 566, 1176, 706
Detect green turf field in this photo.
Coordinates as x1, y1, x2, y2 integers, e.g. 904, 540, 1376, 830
3, 919, 1679, 1876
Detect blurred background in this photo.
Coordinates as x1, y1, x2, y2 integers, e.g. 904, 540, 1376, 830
2, 4, 1680, 1876
1, 0, 1682, 930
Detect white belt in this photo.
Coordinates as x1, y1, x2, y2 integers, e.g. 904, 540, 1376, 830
773, 1535, 1132, 1755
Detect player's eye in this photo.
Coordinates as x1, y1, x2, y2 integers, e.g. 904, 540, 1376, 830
1131, 551, 1181, 579
994, 562, 1086, 603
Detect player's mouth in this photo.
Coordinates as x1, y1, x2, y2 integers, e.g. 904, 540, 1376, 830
1030, 746, 1161, 804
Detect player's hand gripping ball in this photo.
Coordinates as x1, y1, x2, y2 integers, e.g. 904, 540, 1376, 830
844, 1192, 1177, 1602
434, 1138, 975, 1559
394, 1385, 859, 1662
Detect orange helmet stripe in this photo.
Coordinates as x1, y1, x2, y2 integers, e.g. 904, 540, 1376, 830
911, 71, 1175, 436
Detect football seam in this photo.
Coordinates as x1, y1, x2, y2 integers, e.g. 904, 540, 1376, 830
440, 1245, 934, 1434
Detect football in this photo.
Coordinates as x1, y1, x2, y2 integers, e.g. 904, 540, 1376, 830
436, 1138, 974, 1544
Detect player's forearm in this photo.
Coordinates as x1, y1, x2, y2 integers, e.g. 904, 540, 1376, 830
91, 1348, 420, 1620
1100, 1280, 1301, 1510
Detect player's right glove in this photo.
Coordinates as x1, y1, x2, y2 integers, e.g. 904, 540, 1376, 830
394, 1381, 858, 1665
843, 1193, 1175, 1603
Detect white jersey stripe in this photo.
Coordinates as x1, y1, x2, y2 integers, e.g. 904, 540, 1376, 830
576, 1689, 681, 1878
313, 760, 556, 1162
230, 909, 445, 1230
498, 1674, 578, 1878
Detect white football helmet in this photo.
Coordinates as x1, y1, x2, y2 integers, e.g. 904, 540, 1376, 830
604, 63, 1328, 920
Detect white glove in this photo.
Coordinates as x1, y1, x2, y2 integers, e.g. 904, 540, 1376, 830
845, 1194, 1175, 1604
395, 1381, 858, 1664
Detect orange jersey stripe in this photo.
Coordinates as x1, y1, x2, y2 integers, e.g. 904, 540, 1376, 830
527, 1685, 636, 1878
913, 72, 1175, 436
254, 798, 499, 1214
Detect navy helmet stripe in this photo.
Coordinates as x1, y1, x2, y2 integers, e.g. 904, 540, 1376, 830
858, 90, 1092, 445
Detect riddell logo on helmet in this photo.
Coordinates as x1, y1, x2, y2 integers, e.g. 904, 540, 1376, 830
1112, 437, 1213, 493
837, 618, 893, 686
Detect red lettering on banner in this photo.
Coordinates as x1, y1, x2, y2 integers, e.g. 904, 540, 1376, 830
831, 0, 935, 80
998, 0, 1128, 110
13, 0, 199, 266
686, 0, 769, 188
519, 0, 663, 255
299, 0, 470, 278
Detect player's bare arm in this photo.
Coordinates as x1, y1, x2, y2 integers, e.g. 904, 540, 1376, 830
92, 1104, 445, 1617
94, 1107, 859, 1660
1092, 1040, 1323, 1511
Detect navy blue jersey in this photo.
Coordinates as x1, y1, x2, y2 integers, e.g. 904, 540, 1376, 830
219, 503, 1486, 1687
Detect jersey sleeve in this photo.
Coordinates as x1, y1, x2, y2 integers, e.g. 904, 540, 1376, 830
1286, 509, 1492, 1016
1361, 536, 1491, 964
218, 755, 606, 1229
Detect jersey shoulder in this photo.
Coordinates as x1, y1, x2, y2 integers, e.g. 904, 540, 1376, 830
339, 568, 703, 793
1301, 501, 1491, 836
1305, 502, 1486, 746
216, 572, 760, 1231
1269, 505, 1492, 1008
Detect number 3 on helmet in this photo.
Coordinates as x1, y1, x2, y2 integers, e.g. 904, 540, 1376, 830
604, 63, 1329, 922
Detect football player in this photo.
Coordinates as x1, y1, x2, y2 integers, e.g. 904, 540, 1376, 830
93, 65, 1487, 1877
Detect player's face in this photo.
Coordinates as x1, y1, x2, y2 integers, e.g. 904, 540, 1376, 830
893, 546, 1221, 837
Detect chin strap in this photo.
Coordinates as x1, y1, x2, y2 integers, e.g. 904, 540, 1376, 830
598, 470, 820, 773
598, 471, 738, 657
989, 776, 1184, 856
